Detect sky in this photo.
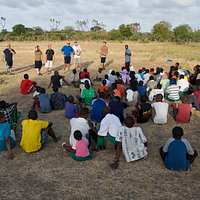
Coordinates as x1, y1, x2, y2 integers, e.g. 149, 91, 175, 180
0, 0, 200, 32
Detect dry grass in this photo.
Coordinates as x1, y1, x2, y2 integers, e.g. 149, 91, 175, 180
0, 41, 200, 200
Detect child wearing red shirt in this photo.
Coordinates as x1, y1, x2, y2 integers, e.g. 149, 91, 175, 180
20, 74, 34, 95
172, 96, 192, 123
79, 68, 90, 79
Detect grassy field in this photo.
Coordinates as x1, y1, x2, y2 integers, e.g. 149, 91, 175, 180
0, 41, 200, 200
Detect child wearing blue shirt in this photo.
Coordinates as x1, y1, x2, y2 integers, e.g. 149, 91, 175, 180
0, 112, 15, 159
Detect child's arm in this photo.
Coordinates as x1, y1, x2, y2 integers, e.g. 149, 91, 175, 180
5, 137, 14, 160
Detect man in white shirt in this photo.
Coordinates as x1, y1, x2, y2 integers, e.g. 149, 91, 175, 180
69, 108, 90, 149
72, 41, 82, 68
151, 94, 169, 124
177, 75, 189, 93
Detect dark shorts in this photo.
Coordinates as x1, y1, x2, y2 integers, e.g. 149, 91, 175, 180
101, 57, 106, 64
64, 56, 71, 64
6, 60, 13, 68
35, 61, 42, 69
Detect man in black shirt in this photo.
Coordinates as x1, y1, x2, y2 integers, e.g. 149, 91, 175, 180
45, 44, 55, 73
3, 44, 16, 73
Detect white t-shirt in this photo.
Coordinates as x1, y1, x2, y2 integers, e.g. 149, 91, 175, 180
149, 89, 164, 102
116, 126, 148, 162
143, 73, 150, 85
177, 79, 189, 92
70, 117, 90, 149
98, 114, 122, 138
151, 102, 169, 124
126, 89, 134, 102
72, 45, 81, 58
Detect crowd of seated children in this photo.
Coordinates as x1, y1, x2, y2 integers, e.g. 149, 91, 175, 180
3, 61, 199, 173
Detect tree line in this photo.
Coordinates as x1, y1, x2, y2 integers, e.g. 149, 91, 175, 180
0, 19, 200, 43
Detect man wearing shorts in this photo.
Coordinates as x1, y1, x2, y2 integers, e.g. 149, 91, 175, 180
34, 45, 43, 76
45, 44, 55, 73
3, 44, 16, 73
72, 41, 82, 69
100, 41, 108, 69
61, 41, 74, 71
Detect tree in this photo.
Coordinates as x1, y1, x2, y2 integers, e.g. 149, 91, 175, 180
75, 20, 89, 31
33, 26, 44, 35
119, 24, 133, 38
63, 26, 74, 32
49, 18, 60, 31
108, 29, 122, 40
12, 24, 26, 35
152, 21, 172, 41
0, 17, 6, 32
90, 19, 106, 31
173, 24, 192, 43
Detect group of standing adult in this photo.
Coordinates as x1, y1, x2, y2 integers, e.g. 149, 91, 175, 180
2, 41, 132, 75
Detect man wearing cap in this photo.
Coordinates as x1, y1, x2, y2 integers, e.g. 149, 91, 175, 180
61, 41, 74, 70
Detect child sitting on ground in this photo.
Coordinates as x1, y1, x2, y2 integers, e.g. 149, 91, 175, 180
151, 94, 169, 124
95, 68, 104, 81
81, 80, 95, 106
62, 130, 92, 161
79, 68, 90, 79
109, 70, 117, 85
171, 96, 192, 123
98, 79, 109, 95
20, 110, 58, 153
67, 69, 79, 87
149, 84, 164, 102
97, 107, 122, 150
110, 116, 148, 169
166, 79, 180, 101
120, 67, 130, 84
65, 96, 78, 119
50, 87, 67, 110
20, 74, 36, 95
0, 112, 15, 159
126, 84, 139, 106
34, 88, 52, 113
160, 126, 198, 171
136, 96, 152, 123
138, 81, 146, 97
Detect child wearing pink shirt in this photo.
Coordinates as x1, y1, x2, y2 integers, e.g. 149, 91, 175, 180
62, 130, 92, 161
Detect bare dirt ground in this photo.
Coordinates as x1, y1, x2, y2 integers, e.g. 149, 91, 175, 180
0, 41, 200, 200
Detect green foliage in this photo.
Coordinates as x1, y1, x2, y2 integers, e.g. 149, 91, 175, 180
173, 24, 192, 43
119, 24, 133, 39
108, 29, 122, 40
0, 22, 199, 43
12, 24, 26, 35
152, 21, 172, 42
